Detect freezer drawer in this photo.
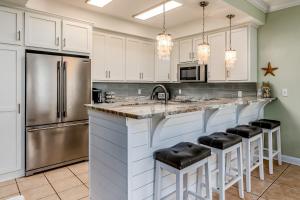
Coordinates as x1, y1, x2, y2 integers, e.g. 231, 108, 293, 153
26, 122, 88, 172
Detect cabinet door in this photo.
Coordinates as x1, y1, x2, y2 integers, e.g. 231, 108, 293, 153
170, 41, 179, 82
226, 28, 248, 81
62, 20, 92, 53
179, 38, 193, 63
140, 41, 155, 81
106, 35, 125, 81
0, 7, 23, 45
0, 45, 21, 175
92, 32, 107, 81
208, 32, 226, 82
25, 13, 61, 50
126, 39, 141, 81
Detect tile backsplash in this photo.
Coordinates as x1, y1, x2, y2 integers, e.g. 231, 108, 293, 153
93, 82, 257, 99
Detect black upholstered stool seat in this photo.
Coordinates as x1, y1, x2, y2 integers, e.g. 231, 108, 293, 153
154, 142, 211, 170
198, 132, 242, 150
226, 125, 262, 138
250, 119, 280, 129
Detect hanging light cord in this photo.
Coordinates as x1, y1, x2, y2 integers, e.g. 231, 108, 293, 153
163, 1, 166, 33
229, 16, 232, 50
202, 5, 205, 43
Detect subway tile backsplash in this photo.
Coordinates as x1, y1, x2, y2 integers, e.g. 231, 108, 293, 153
93, 82, 257, 99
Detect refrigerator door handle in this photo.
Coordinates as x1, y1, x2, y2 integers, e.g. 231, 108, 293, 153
57, 61, 61, 118
63, 61, 67, 118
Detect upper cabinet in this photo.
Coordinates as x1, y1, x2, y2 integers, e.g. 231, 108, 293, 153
179, 38, 193, 63
140, 41, 155, 81
170, 41, 179, 82
207, 32, 226, 82
25, 12, 92, 54
62, 20, 92, 53
179, 26, 257, 83
25, 13, 61, 50
0, 7, 23, 45
155, 56, 170, 82
92, 32, 125, 81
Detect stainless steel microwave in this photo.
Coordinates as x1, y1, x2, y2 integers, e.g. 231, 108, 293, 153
178, 62, 207, 82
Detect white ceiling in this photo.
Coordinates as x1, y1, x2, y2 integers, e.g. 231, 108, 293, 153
51, 0, 250, 28
248, 0, 300, 12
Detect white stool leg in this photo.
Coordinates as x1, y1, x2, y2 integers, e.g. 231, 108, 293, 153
154, 162, 162, 200
268, 130, 274, 174
196, 166, 203, 197
218, 151, 225, 200
258, 134, 265, 180
205, 159, 212, 200
245, 139, 251, 193
176, 173, 184, 200
277, 128, 282, 165
183, 173, 188, 199
237, 144, 244, 198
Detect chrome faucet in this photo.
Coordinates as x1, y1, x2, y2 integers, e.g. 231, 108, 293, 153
150, 84, 169, 104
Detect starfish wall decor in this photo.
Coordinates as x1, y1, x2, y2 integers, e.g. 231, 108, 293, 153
262, 62, 278, 76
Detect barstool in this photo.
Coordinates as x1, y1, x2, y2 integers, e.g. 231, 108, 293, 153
250, 119, 282, 174
226, 125, 264, 192
198, 132, 244, 200
154, 142, 212, 200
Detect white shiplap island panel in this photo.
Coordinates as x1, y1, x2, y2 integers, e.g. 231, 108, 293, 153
88, 99, 274, 200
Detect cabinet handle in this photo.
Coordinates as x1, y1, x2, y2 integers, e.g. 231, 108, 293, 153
109, 71, 111, 78
105, 70, 108, 78
18, 104, 20, 114
139, 73, 141, 80
168, 73, 170, 80
63, 38, 66, 47
56, 37, 60, 46
17, 31, 21, 41
226, 70, 230, 78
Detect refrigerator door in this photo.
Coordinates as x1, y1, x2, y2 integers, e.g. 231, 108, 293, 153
62, 57, 91, 122
26, 53, 62, 126
26, 121, 89, 172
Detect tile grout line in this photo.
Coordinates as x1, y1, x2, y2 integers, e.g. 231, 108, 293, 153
43, 173, 62, 200
258, 163, 291, 199
14, 179, 21, 196
67, 166, 89, 190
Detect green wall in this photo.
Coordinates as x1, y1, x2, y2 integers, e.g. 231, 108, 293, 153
258, 6, 300, 158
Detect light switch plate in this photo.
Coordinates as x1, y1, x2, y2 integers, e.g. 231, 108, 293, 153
178, 89, 182, 95
282, 88, 288, 97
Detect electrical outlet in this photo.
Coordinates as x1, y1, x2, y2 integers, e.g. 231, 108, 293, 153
282, 89, 288, 97
138, 89, 142, 95
238, 91, 243, 98
178, 89, 182, 95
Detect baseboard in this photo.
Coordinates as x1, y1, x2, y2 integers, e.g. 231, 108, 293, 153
0, 169, 25, 182
281, 155, 300, 166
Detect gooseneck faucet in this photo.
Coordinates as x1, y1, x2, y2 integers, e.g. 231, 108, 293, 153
150, 84, 168, 104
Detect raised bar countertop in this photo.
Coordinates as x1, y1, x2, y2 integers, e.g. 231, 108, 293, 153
85, 97, 276, 119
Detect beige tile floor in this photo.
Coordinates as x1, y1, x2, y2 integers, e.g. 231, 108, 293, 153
0, 160, 299, 200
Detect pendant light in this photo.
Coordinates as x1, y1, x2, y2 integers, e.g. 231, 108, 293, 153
225, 14, 237, 69
157, 1, 173, 60
197, 1, 210, 65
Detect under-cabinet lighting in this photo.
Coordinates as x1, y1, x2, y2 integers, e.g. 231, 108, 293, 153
86, 0, 112, 7
134, 1, 182, 20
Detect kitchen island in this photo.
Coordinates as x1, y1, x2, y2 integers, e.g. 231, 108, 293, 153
86, 97, 275, 200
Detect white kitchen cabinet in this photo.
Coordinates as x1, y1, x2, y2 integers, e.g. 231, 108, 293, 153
207, 32, 226, 82
92, 32, 125, 81
226, 28, 248, 81
0, 7, 23, 45
62, 20, 92, 54
25, 13, 61, 50
0, 44, 22, 179
140, 41, 155, 81
156, 56, 171, 82
92, 32, 106, 81
170, 41, 179, 82
105, 35, 125, 81
179, 38, 193, 63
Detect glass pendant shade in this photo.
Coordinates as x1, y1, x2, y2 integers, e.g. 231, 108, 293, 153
157, 32, 173, 60
225, 49, 237, 69
197, 43, 210, 65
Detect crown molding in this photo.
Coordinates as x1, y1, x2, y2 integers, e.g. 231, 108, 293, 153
269, 0, 300, 12
246, 0, 269, 13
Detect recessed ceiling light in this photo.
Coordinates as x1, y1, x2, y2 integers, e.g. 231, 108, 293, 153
86, 0, 112, 7
133, 0, 182, 20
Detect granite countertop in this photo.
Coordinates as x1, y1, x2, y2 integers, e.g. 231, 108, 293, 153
85, 97, 276, 119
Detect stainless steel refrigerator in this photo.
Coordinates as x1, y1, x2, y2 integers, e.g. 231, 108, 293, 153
25, 51, 91, 176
